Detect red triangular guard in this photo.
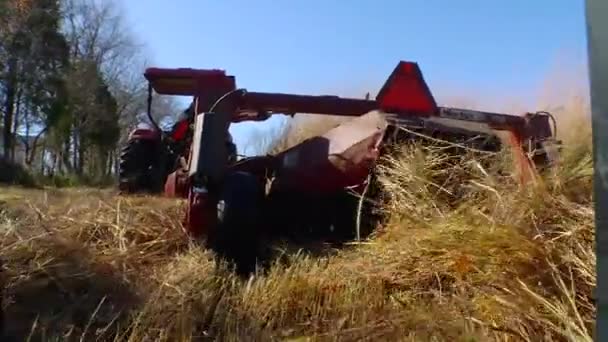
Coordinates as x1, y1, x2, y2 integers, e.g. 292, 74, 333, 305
376, 61, 438, 116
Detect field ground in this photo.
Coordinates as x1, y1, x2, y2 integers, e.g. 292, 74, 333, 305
0, 121, 595, 341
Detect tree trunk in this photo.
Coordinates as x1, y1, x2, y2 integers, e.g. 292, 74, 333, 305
2, 58, 17, 160
114, 151, 119, 175
51, 152, 58, 176
39, 142, 46, 175
77, 136, 85, 176
10, 87, 23, 162
98, 149, 106, 181
62, 137, 73, 173
27, 128, 47, 166
106, 150, 114, 176
22, 99, 32, 165
72, 129, 79, 173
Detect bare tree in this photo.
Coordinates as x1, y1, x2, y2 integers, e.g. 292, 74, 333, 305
57, 0, 178, 177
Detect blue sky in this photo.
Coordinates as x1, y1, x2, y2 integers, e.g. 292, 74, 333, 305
122, 0, 588, 155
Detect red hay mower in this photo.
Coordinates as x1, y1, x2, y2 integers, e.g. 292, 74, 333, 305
118, 61, 560, 272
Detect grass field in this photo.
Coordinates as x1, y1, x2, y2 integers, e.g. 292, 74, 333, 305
0, 110, 595, 341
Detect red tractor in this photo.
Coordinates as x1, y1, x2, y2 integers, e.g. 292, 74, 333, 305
118, 61, 559, 273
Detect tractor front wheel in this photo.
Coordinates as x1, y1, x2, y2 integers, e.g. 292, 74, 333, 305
209, 171, 265, 275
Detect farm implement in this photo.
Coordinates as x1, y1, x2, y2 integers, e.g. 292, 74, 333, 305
118, 61, 560, 271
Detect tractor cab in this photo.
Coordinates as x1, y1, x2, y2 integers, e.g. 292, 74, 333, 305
139, 67, 239, 141
119, 68, 240, 194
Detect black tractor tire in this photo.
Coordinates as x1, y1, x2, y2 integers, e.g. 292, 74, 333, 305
118, 139, 165, 194
210, 171, 265, 275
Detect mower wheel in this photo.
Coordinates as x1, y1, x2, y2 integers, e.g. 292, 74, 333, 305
118, 139, 164, 194
211, 171, 265, 275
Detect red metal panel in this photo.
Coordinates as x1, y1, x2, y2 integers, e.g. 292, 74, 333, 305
240, 92, 377, 117
144, 67, 236, 96
144, 68, 228, 82
438, 107, 526, 131
164, 171, 178, 197
271, 111, 388, 194
163, 170, 189, 198
501, 130, 538, 184
184, 188, 217, 238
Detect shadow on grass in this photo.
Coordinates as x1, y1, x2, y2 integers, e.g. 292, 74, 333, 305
238, 187, 385, 277
1, 236, 140, 341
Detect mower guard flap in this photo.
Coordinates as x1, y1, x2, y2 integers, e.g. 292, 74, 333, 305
271, 111, 388, 194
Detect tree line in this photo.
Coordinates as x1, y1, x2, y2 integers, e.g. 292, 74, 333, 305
0, 0, 178, 183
